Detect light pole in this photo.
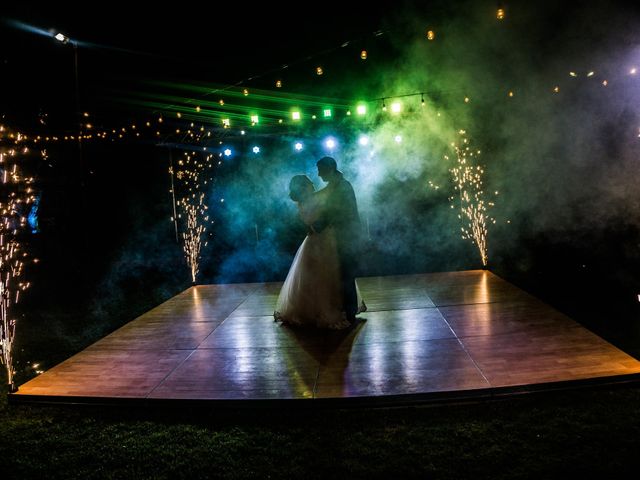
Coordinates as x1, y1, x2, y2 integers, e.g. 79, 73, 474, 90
54, 32, 84, 185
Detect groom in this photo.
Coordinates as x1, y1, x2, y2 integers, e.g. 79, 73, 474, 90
312, 156, 362, 323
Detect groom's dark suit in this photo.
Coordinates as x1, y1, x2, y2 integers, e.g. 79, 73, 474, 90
312, 171, 362, 320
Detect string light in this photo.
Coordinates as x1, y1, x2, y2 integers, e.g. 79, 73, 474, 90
360, 50, 367, 60
427, 30, 435, 40
316, 66, 323, 75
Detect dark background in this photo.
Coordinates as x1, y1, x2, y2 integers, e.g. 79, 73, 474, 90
2, 0, 640, 383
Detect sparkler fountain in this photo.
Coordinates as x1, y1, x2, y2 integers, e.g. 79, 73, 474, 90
447, 130, 495, 267
0, 129, 38, 392
171, 150, 213, 284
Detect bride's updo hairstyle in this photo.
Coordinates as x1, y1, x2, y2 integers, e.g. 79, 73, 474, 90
289, 175, 314, 202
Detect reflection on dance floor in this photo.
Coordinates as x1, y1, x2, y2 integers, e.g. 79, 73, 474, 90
10, 270, 640, 405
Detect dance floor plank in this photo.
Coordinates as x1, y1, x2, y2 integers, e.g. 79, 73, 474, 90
10, 270, 640, 406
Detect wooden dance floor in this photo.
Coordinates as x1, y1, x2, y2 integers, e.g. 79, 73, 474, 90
9, 270, 640, 407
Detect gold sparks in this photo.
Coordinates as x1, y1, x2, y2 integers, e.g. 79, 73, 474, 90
447, 131, 495, 266
170, 149, 215, 283
0, 129, 37, 391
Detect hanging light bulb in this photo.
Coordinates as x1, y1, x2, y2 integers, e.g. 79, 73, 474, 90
276, 80, 282, 88
421, 94, 425, 107
360, 50, 367, 60
497, 7, 505, 20
243, 88, 249, 96
316, 66, 324, 75
427, 30, 435, 40
219, 99, 224, 106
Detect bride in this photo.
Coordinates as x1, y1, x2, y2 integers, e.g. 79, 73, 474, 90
274, 175, 365, 329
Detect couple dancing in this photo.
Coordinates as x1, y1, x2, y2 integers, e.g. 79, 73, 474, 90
274, 156, 367, 330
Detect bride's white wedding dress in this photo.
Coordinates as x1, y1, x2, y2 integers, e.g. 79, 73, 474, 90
274, 190, 366, 329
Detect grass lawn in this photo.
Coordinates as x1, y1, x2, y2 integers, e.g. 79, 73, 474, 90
1, 383, 639, 479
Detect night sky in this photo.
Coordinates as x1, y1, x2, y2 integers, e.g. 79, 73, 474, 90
2, 1, 403, 128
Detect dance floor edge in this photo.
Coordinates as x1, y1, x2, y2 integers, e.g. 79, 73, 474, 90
9, 270, 640, 408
